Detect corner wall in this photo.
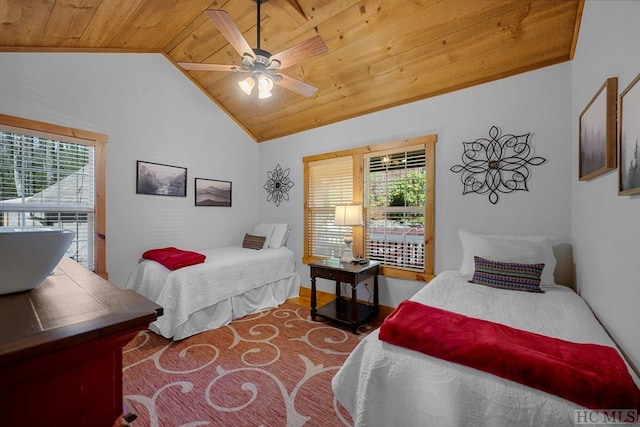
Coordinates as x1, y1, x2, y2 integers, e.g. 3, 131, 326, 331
259, 62, 573, 307
0, 53, 259, 287
571, 0, 640, 371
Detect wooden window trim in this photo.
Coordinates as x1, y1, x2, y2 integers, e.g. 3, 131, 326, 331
0, 113, 108, 278
303, 134, 436, 281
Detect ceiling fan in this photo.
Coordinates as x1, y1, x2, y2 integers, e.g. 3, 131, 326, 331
178, 0, 328, 99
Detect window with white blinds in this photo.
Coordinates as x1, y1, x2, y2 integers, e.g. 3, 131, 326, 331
0, 117, 105, 273
303, 135, 435, 281
365, 147, 426, 270
306, 156, 353, 259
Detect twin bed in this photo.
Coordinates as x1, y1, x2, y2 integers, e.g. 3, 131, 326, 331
125, 223, 300, 340
125, 223, 640, 425
332, 230, 640, 426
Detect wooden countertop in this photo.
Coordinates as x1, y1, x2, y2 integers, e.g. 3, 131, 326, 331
0, 256, 162, 366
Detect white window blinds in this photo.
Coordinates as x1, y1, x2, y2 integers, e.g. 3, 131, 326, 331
0, 128, 96, 269
364, 147, 426, 270
307, 156, 353, 259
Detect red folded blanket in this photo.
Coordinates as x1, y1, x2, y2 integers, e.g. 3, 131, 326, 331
142, 247, 206, 271
379, 300, 640, 411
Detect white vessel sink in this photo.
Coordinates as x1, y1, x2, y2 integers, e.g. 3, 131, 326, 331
0, 226, 75, 295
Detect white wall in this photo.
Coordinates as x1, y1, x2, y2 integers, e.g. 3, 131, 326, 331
259, 62, 573, 306
0, 53, 258, 286
571, 1, 640, 371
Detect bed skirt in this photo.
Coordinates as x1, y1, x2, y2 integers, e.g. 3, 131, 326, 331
149, 273, 300, 340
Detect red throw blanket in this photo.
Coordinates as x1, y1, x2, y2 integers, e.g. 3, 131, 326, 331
379, 300, 640, 410
142, 247, 206, 271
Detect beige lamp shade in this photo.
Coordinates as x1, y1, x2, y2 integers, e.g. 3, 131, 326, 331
334, 205, 363, 226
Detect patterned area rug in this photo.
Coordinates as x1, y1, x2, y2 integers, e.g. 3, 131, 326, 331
122, 302, 380, 426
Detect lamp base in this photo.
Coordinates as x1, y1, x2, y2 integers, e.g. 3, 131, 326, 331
340, 238, 355, 263
340, 250, 355, 263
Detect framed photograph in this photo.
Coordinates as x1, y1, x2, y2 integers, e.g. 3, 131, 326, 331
579, 77, 618, 181
136, 160, 187, 197
195, 178, 232, 207
618, 73, 640, 196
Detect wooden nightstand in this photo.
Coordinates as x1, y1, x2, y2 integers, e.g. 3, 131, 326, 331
309, 259, 380, 333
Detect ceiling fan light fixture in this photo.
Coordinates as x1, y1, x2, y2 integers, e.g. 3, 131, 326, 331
257, 74, 274, 99
238, 76, 256, 95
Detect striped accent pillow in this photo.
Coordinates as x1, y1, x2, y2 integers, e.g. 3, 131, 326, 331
470, 256, 545, 293
242, 233, 266, 250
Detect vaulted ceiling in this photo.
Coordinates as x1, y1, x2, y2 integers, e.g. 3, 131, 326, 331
0, 0, 583, 142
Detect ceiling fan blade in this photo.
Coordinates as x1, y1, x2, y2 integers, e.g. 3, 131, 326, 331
274, 73, 318, 97
270, 35, 328, 69
206, 9, 254, 58
178, 62, 237, 72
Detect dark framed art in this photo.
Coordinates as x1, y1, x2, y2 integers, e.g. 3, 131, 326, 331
136, 160, 187, 197
579, 77, 618, 181
618, 73, 640, 196
195, 178, 232, 206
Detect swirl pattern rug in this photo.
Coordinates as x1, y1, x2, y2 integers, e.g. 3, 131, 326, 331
122, 302, 379, 426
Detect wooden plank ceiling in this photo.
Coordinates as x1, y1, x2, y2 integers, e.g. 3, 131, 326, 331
0, 0, 583, 142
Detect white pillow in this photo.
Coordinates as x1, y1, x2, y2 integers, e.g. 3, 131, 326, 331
260, 223, 290, 248
251, 223, 274, 249
458, 229, 557, 285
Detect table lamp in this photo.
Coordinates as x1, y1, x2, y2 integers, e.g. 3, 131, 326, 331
334, 205, 363, 263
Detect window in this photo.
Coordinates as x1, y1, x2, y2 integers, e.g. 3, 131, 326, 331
0, 114, 107, 276
303, 135, 436, 281
365, 147, 427, 271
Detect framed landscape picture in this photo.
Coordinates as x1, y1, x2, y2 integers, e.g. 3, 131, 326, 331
579, 77, 618, 181
195, 178, 232, 206
618, 73, 640, 196
136, 161, 187, 197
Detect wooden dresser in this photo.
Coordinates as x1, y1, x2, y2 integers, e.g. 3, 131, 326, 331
0, 257, 162, 427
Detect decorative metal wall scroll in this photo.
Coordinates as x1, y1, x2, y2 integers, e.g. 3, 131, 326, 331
449, 126, 546, 204
264, 164, 294, 207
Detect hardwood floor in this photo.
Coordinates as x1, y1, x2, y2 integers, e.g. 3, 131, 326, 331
288, 286, 393, 324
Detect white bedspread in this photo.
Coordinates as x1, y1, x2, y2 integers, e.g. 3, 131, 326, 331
126, 246, 299, 339
332, 270, 640, 427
